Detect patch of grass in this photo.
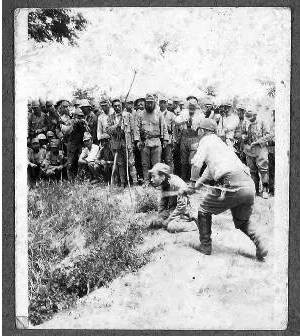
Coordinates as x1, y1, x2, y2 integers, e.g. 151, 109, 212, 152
134, 186, 159, 213
28, 180, 151, 326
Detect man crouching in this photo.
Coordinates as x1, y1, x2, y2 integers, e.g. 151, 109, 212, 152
148, 163, 197, 233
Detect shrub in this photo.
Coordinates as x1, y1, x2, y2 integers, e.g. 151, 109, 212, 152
134, 186, 159, 213
28, 181, 151, 325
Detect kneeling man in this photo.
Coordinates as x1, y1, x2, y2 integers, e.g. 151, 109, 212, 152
149, 163, 197, 233
190, 119, 268, 261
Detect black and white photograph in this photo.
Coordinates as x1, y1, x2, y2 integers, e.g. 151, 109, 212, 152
14, 6, 290, 329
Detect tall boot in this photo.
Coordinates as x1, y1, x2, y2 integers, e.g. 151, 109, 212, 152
196, 212, 212, 255
239, 226, 268, 261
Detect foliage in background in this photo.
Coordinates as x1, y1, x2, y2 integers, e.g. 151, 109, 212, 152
28, 181, 150, 325
28, 9, 87, 45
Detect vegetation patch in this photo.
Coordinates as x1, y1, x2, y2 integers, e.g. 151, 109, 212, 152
28, 181, 151, 325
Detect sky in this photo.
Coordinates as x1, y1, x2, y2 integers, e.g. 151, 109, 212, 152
15, 7, 290, 102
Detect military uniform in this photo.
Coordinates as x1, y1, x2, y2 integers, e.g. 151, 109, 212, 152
41, 140, 66, 180
28, 111, 48, 138
96, 134, 114, 182
268, 117, 275, 195
136, 106, 169, 182
106, 107, 138, 186
28, 139, 47, 184
62, 110, 89, 180
191, 119, 267, 260
85, 110, 98, 144
97, 113, 109, 141
243, 118, 270, 195
175, 106, 204, 181
161, 109, 175, 170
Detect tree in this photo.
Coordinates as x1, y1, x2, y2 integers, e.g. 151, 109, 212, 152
28, 9, 87, 45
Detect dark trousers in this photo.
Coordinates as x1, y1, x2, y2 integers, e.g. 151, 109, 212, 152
268, 152, 275, 194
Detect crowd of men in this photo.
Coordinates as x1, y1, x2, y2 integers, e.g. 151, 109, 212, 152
27, 93, 275, 198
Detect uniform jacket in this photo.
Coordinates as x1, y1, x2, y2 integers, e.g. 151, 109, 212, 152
158, 174, 190, 222
243, 119, 271, 157
28, 148, 47, 166
97, 113, 109, 140
136, 108, 169, 147
174, 109, 204, 138
42, 150, 66, 170
28, 112, 47, 137
106, 110, 137, 150
85, 111, 98, 143
162, 109, 175, 144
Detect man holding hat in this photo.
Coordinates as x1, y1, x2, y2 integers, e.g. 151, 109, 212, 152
189, 118, 267, 261
61, 107, 90, 180
174, 96, 204, 181
106, 97, 138, 187
136, 94, 169, 183
149, 163, 197, 233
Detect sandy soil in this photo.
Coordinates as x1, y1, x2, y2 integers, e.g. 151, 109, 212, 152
36, 195, 287, 330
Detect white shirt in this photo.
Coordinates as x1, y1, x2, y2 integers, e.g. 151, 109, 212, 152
191, 133, 247, 181
174, 109, 204, 130
79, 144, 99, 163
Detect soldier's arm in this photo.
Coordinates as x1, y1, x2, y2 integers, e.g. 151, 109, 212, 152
97, 117, 103, 141
78, 148, 88, 163
160, 114, 169, 141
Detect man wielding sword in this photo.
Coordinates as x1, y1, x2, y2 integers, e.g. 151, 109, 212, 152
189, 118, 268, 261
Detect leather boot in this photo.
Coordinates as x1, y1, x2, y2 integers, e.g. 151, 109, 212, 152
196, 212, 212, 255
239, 226, 268, 261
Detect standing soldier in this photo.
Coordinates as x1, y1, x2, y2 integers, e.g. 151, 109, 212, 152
96, 133, 114, 183
159, 96, 175, 170
106, 97, 138, 187
45, 100, 61, 134
28, 100, 48, 138
201, 95, 215, 119
97, 97, 111, 141
136, 94, 169, 184
243, 108, 271, 198
174, 97, 204, 181
233, 101, 248, 163
133, 96, 146, 182
189, 118, 267, 261
80, 99, 98, 144
171, 99, 182, 176
61, 108, 89, 181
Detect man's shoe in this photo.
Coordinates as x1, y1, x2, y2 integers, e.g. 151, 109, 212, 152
190, 242, 212, 255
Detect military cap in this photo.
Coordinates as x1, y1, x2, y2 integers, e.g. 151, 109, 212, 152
61, 100, 70, 107
134, 97, 146, 105
186, 95, 198, 103
172, 96, 180, 103
37, 133, 47, 140
49, 139, 61, 148
46, 100, 54, 106
187, 98, 198, 108
100, 98, 110, 105
198, 119, 217, 132
99, 133, 110, 140
74, 108, 85, 116
39, 98, 46, 106
221, 98, 232, 107
148, 163, 171, 176
80, 99, 91, 107
31, 100, 39, 108
236, 102, 246, 110
111, 97, 121, 105
202, 95, 214, 106
46, 131, 55, 138
126, 95, 135, 103
31, 137, 39, 144
83, 132, 92, 141
159, 96, 167, 102
145, 94, 155, 101
179, 100, 185, 106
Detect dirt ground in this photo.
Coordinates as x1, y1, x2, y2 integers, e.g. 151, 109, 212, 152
35, 191, 287, 330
